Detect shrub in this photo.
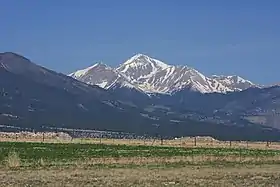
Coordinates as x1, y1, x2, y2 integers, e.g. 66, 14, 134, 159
38, 158, 46, 167
5, 151, 21, 169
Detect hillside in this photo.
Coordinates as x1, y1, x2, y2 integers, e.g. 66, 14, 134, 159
1, 52, 280, 141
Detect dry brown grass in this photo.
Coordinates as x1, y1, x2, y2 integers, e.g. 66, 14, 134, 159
73, 137, 280, 150
1, 165, 280, 186
37, 158, 46, 167
1, 133, 280, 150
5, 151, 21, 169
70, 155, 280, 167
0, 131, 72, 143
7, 154, 280, 169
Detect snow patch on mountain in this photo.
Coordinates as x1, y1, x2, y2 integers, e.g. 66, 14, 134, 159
96, 81, 108, 88
211, 75, 257, 91
69, 63, 99, 78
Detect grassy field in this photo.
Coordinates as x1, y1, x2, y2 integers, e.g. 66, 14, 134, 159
2, 165, 280, 187
1, 141, 280, 186
1, 142, 280, 166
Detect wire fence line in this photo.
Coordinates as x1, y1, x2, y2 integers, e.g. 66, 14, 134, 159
0, 124, 279, 150
0, 130, 278, 150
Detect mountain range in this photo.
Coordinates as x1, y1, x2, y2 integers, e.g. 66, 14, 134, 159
69, 54, 258, 94
1, 52, 280, 141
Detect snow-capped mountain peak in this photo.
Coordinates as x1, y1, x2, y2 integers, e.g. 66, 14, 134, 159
116, 54, 170, 82
69, 62, 110, 79
211, 75, 257, 91
122, 53, 169, 69
68, 62, 116, 89
68, 61, 142, 91
69, 54, 257, 94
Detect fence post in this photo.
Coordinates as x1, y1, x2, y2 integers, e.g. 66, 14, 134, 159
70, 130, 73, 142
180, 138, 182, 146
194, 137, 197, 147
266, 141, 269, 148
72, 129, 74, 141
151, 138, 156, 146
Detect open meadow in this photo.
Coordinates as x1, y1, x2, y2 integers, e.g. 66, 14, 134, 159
1, 139, 280, 186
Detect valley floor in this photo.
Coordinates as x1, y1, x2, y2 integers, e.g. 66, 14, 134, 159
1, 165, 280, 187
1, 141, 280, 186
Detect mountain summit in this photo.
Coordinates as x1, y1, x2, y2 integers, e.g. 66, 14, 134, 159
70, 54, 257, 94
117, 54, 170, 81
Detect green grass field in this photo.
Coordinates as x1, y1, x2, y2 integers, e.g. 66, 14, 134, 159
1, 141, 280, 186
1, 142, 280, 168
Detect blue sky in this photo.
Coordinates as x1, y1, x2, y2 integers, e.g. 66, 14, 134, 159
1, 0, 280, 84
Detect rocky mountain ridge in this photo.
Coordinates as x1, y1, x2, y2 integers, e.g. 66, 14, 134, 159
70, 54, 258, 94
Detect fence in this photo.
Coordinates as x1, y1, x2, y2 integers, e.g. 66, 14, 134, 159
0, 131, 279, 150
